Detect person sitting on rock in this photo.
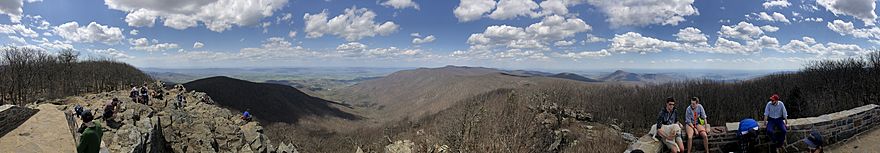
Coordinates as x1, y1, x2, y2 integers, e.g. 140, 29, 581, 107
241, 111, 252, 122
103, 98, 119, 121
77, 110, 103, 153
763, 94, 788, 152
804, 129, 824, 153
656, 97, 685, 153
685, 97, 709, 153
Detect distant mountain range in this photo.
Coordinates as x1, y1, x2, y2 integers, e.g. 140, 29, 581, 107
183, 76, 359, 123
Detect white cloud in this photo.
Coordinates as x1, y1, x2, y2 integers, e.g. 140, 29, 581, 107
586, 0, 699, 27
538, 0, 586, 16
303, 7, 399, 41
381, 0, 419, 10
488, 0, 540, 20
0, 0, 22, 23
0, 24, 38, 38
454, 0, 497, 22
554, 50, 611, 59
753, 12, 791, 23
675, 27, 708, 46
582, 34, 606, 43
711, 37, 758, 54
412, 35, 436, 44
780, 37, 859, 56
467, 15, 589, 51
336, 42, 429, 59
129, 29, 139, 35
288, 30, 297, 38
193, 41, 204, 48
763, 0, 791, 9
553, 39, 575, 46
32, 38, 73, 50
817, 0, 877, 25
105, 0, 288, 32
827, 19, 880, 39
53, 22, 125, 44
7, 35, 26, 44
90, 48, 134, 59
128, 38, 179, 52
760, 25, 780, 32
609, 32, 680, 54
718, 21, 766, 40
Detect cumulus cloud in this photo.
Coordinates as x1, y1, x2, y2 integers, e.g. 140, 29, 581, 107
553, 39, 575, 46
467, 15, 589, 51
675, 27, 709, 46
718, 21, 766, 40
90, 48, 134, 59
303, 7, 399, 41
763, 0, 791, 9
105, 0, 288, 32
336, 42, 428, 59
0, 0, 22, 23
752, 12, 791, 23
454, 0, 497, 22
538, 0, 587, 16
412, 35, 436, 44
760, 25, 780, 32
381, 0, 419, 10
554, 50, 611, 59
129, 38, 179, 52
826, 19, 880, 40
780, 37, 859, 56
7, 35, 26, 44
488, 0, 540, 20
129, 29, 139, 35
609, 32, 680, 54
817, 0, 876, 25
53, 22, 125, 44
193, 41, 204, 48
586, 0, 699, 27
0, 24, 38, 38
288, 30, 297, 38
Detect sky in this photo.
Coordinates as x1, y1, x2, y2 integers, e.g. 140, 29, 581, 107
0, 0, 878, 70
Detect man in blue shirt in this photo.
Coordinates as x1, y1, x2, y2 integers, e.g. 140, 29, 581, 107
656, 97, 684, 153
764, 94, 788, 151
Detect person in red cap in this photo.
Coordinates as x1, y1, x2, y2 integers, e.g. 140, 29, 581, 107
763, 94, 788, 152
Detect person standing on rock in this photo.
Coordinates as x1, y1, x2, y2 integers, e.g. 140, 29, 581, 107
656, 97, 685, 153
77, 110, 103, 153
763, 94, 788, 152
140, 83, 150, 105
685, 97, 709, 153
129, 84, 139, 103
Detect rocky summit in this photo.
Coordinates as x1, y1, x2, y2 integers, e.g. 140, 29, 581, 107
58, 82, 298, 153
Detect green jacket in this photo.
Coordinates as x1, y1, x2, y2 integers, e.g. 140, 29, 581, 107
77, 121, 103, 153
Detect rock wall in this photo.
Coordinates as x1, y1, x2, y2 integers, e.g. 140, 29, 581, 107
625, 104, 880, 153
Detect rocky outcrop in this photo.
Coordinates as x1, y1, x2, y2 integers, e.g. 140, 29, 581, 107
385, 140, 415, 153
60, 81, 297, 153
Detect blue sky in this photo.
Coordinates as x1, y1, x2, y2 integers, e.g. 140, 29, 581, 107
0, 0, 878, 70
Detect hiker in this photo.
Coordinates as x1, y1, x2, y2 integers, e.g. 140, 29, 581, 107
763, 94, 788, 152
175, 93, 186, 109
804, 129, 824, 153
140, 83, 150, 105
129, 84, 139, 103
737, 118, 760, 153
76, 110, 103, 153
73, 105, 84, 117
103, 98, 119, 121
656, 97, 685, 153
685, 97, 709, 153
241, 111, 252, 122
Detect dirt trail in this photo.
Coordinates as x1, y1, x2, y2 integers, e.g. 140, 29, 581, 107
828, 127, 880, 153
0, 104, 76, 153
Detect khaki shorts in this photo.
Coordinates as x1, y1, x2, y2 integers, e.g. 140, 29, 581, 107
661, 124, 684, 152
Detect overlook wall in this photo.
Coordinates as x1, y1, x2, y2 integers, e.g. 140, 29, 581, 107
625, 104, 880, 153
